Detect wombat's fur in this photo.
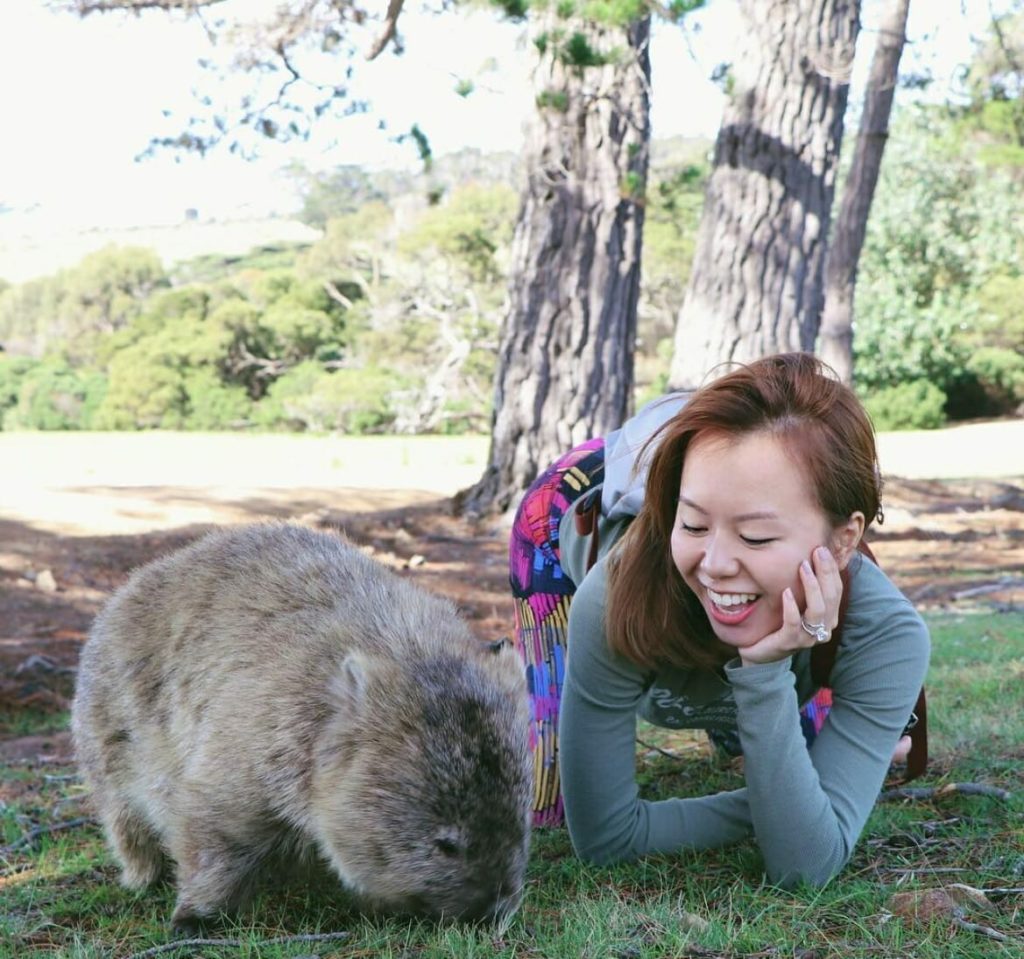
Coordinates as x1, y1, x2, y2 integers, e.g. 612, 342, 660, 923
71, 523, 531, 929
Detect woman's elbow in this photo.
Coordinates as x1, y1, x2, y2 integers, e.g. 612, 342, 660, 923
566, 821, 639, 867
766, 850, 848, 890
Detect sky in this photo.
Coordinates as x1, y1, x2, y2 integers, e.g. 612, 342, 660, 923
0, 0, 1004, 249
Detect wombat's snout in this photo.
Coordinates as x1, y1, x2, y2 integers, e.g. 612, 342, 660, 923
407, 875, 523, 924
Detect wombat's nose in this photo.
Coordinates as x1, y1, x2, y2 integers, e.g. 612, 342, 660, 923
458, 881, 521, 924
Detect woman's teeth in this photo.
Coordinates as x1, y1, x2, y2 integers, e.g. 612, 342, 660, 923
708, 590, 758, 607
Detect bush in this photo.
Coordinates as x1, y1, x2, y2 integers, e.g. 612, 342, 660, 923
91, 348, 187, 429
0, 355, 38, 428
257, 361, 402, 434
862, 380, 948, 432
183, 369, 253, 430
4, 360, 107, 430
965, 346, 1024, 413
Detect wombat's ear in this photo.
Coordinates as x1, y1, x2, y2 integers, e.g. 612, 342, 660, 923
327, 652, 369, 714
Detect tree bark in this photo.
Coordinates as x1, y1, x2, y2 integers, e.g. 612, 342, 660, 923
818, 0, 911, 384
668, 0, 861, 390
458, 12, 651, 515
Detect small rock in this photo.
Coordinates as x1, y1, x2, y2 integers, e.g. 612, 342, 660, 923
35, 569, 58, 592
408, 554, 426, 568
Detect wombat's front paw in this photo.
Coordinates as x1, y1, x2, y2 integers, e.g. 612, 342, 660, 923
169, 904, 216, 937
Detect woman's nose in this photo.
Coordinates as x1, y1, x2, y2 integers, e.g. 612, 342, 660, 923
699, 534, 740, 578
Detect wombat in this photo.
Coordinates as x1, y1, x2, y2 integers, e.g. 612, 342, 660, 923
71, 523, 531, 930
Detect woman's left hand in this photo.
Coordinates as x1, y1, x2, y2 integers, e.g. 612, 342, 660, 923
739, 546, 843, 666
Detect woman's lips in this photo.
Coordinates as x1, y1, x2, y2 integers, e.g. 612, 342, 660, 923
704, 591, 760, 625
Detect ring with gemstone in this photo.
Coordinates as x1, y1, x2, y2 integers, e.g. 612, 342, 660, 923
800, 619, 830, 644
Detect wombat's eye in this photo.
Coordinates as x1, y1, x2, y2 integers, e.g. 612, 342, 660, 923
434, 837, 462, 858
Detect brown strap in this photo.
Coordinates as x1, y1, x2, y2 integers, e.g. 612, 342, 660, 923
574, 490, 603, 575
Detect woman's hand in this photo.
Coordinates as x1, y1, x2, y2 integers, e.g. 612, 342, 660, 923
739, 546, 843, 666
892, 735, 912, 764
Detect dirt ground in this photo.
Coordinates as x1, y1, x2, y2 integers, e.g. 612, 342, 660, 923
1, 460, 1022, 765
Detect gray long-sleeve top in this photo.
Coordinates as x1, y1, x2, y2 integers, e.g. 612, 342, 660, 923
556, 495, 930, 888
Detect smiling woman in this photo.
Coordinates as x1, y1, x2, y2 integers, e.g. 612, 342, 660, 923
508, 352, 930, 888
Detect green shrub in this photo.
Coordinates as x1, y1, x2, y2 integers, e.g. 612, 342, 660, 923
862, 380, 948, 431
91, 348, 187, 429
4, 359, 107, 430
257, 361, 402, 434
965, 346, 1024, 412
183, 369, 253, 430
0, 355, 38, 428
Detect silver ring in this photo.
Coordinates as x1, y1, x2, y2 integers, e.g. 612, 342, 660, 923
801, 619, 831, 644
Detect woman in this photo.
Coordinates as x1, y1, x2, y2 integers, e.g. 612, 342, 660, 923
509, 353, 929, 887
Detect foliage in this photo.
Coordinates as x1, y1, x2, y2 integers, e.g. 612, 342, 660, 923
286, 163, 388, 229
1, 358, 106, 431
0, 245, 167, 361
0, 172, 523, 434
257, 361, 403, 433
853, 106, 1024, 421
861, 379, 947, 432
0, 354, 38, 428
636, 143, 710, 395
954, 5, 1024, 164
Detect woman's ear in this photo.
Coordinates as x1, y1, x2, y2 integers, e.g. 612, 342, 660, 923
832, 511, 866, 570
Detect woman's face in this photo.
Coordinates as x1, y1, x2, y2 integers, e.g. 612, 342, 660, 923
670, 430, 852, 651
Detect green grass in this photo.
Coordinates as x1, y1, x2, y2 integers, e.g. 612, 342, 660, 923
2, 612, 1022, 958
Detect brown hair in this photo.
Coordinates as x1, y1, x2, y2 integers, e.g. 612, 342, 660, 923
606, 352, 882, 671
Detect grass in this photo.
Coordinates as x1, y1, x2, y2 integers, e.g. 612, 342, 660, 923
1, 612, 1022, 958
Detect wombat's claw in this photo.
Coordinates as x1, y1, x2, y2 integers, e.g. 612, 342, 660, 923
491, 893, 523, 936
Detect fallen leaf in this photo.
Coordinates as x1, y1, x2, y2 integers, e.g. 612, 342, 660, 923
887, 883, 996, 924
888, 888, 964, 922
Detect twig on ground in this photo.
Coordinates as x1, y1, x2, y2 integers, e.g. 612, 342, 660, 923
2, 816, 96, 853
636, 737, 690, 762
984, 887, 1024, 900
125, 930, 351, 959
952, 916, 1011, 941
887, 867, 968, 874
879, 783, 1012, 803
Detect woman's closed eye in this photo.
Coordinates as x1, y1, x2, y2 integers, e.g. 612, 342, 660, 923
680, 522, 707, 535
740, 535, 776, 546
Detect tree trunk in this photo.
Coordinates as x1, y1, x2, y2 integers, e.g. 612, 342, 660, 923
818, 0, 911, 384
457, 12, 651, 515
668, 0, 861, 390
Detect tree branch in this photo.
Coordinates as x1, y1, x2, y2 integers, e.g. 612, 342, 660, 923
2, 816, 96, 854
66, 0, 227, 15
878, 782, 1012, 803
952, 916, 1011, 942
125, 931, 351, 959
365, 0, 406, 61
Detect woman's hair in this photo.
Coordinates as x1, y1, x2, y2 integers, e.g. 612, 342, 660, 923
606, 352, 883, 671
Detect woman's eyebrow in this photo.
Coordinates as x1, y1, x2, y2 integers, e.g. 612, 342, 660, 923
678, 496, 779, 523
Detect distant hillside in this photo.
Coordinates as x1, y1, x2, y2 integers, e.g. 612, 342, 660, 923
0, 137, 712, 285
0, 215, 322, 285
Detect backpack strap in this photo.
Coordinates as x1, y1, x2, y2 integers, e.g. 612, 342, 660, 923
812, 539, 928, 783
574, 488, 604, 574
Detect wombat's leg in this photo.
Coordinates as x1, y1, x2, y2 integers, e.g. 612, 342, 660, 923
168, 831, 263, 932
99, 799, 166, 890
